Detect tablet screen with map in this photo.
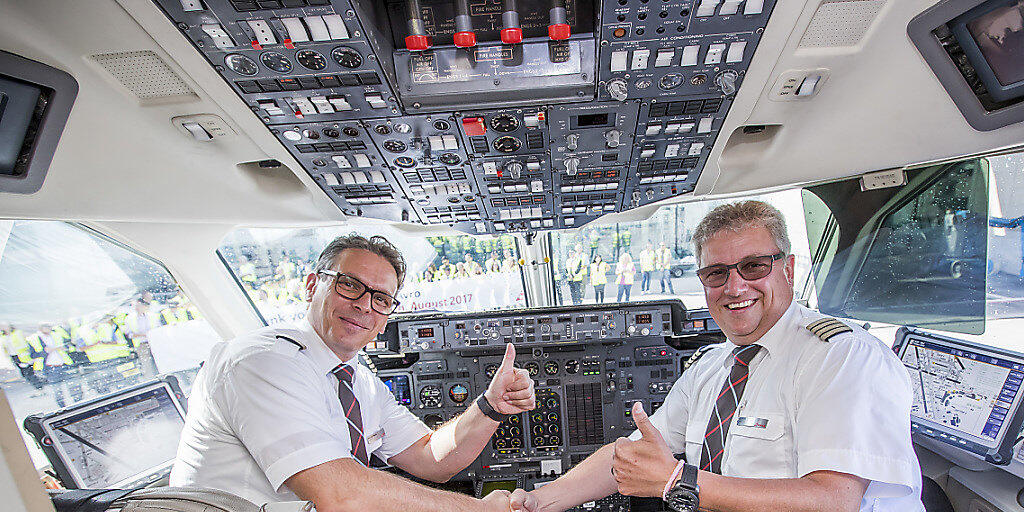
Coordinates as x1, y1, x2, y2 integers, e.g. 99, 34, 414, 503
898, 328, 1024, 464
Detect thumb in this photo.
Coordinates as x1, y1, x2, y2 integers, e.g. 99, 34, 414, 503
633, 402, 664, 442
497, 342, 516, 374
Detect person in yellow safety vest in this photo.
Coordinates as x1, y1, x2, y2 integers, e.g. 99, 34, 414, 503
566, 244, 588, 305
657, 242, 675, 294
85, 318, 134, 363
32, 324, 76, 408
638, 243, 657, 295
615, 251, 636, 303
126, 299, 163, 347
589, 254, 610, 303
463, 254, 483, 276
1, 323, 42, 388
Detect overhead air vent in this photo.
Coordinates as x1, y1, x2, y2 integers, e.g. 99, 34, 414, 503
90, 51, 197, 103
799, 0, 886, 48
0, 51, 78, 194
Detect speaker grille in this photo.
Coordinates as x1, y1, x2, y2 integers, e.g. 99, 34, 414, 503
799, 0, 886, 48
90, 50, 197, 101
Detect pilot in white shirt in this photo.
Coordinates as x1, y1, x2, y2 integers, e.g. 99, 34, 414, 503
510, 200, 923, 512
171, 234, 535, 512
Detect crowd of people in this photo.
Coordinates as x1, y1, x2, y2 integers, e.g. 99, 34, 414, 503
0, 291, 199, 408
558, 242, 679, 304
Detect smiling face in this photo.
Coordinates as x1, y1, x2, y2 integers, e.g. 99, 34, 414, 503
700, 225, 795, 346
305, 248, 398, 361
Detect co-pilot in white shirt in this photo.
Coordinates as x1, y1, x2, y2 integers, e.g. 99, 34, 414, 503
170, 318, 431, 505
631, 302, 924, 511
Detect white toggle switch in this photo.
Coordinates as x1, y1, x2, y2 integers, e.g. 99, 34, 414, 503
182, 122, 212, 141
339, 172, 355, 184
353, 154, 372, 168
664, 123, 680, 134
705, 44, 726, 64
655, 49, 674, 67
257, 99, 284, 116
665, 144, 680, 158
524, 112, 543, 127
745, 0, 765, 15
531, 180, 544, 192
483, 161, 498, 174
364, 93, 387, 109
369, 171, 386, 183
333, 156, 352, 168
526, 160, 540, 171
646, 124, 662, 135
281, 17, 310, 42
201, 24, 235, 49
303, 16, 331, 41
352, 171, 368, 184
610, 51, 628, 72
797, 75, 821, 96
727, 42, 746, 63
292, 97, 317, 116
631, 49, 650, 70
689, 143, 705, 155
322, 14, 349, 40
323, 173, 339, 186
698, 117, 714, 133
309, 96, 334, 114
720, 0, 743, 15
327, 95, 351, 111
442, 134, 458, 150
428, 136, 445, 151
247, 20, 277, 45
679, 122, 695, 133
681, 45, 700, 66
641, 148, 656, 158
696, 0, 721, 16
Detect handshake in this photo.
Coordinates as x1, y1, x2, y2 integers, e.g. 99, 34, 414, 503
478, 403, 678, 512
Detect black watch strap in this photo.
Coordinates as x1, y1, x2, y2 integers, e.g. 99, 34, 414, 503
476, 393, 510, 422
680, 463, 698, 489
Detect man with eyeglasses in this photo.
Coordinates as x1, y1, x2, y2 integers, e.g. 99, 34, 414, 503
172, 234, 535, 512
509, 200, 923, 512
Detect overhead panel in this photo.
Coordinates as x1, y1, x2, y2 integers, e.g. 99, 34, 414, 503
149, 0, 778, 234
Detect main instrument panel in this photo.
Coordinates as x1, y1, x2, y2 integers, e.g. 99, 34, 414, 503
151, 0, 777, 234
370, 300, 723, 509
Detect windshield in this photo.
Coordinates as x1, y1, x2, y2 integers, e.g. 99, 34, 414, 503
218, 225, 526, 325
548, 189, 812, 310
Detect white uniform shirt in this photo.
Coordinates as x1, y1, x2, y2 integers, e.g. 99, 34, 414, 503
170, 318, 431, 505
631, 302, 924, 511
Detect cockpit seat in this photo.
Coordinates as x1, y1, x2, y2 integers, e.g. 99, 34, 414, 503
49, 487, 313, 512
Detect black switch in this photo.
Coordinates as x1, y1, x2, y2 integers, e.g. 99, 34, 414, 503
357, 73, 381, 85
318, 75, 341, 88
297, 77, 320, 89
277, 78, 301, 91
257, 79, 282, 92
337, 74, 359, 86
236, 80, 261, 94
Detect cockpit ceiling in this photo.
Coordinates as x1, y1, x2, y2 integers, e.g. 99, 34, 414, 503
0, 0, 1022, 228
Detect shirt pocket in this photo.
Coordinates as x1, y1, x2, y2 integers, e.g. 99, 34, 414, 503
724, 412, 796, 478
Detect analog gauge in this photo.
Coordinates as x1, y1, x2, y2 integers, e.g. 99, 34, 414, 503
449, 383, 470, 403
295, 49, 327, 71
423, 414, 444, 429
438, 153, 461, 165
382, 139, 407, 153
260, 51, 292, 73
394, 156, 415, 168
490, 113, 520, 132
331, 46, 363, 68
419, 385, 443, 408
224, 54, 258, 76
433, 120, 451, 131
493, 136, 522, 153
564, 359, 580, 374
659, 73, 684, 90
374, 124, 392, 135
484, 363, 500, 378
524, 361, 540, 377
544, 361, 559, 375
394, 123, 412, 134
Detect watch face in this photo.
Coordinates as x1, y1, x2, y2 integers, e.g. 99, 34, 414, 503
666, 488, 699, 512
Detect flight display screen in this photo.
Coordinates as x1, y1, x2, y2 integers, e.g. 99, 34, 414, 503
43, 382, 186, 488
381, 373, 413, 406
899, 330, 1024, 462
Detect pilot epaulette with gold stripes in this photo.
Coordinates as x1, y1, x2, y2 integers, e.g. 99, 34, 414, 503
683, 344, 716, 371
805, 318, 852, 342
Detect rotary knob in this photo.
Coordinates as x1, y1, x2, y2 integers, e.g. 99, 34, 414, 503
564, 157, 580, 176
604, 129, 621, 148
566, 133, 579, 151
715, 70, 739, 96
607, 79, 628, 101
504, 161, 524, 178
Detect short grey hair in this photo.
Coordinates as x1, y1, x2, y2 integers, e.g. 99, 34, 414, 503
314, 234, 407, 290
692, 200, 791, 262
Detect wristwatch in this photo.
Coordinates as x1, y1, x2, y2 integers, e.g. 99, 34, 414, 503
664, 463, 700, 512
476, 393, 510, 422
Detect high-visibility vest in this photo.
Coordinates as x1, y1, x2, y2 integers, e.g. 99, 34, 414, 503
657, 248, 673, 270
1, 330, 32, 363
590, 262, 610, 286
568, 255, 587, 281
161, 307, 190, 325
31, 332, 73, 366
639, 250, 657, 272
25, 334, 45, 370
86, 323, 133, 361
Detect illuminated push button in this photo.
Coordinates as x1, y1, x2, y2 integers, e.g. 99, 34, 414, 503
364, 94, 387, 109
247, 20, 277, 45
353, 153, 372, 167
462, 117, 487, 136
745, 0, 765, 15
309, 96, 334, 114
323, 173, 339, 186
428, 136, 445, 151
720, 0, 742, 15
327, 95, 351, 110
339, 172, 356, 184
369, 171, 386, 183
524, 112, 544, 127
201, 24, 236, 49
705, 44, 726, 64
442, 134, 459, 150
303, 15, 331, 41
655, 49, 675, 67
698, 117, 714, 133
726, 41, 746, 63
645, 124, 662, 136
665, 144, 680, 158
631, 49, 650, 70
696, 0, 720, 16
322, 14, 349, 40
688, 143, 705, 156
610, 51, 628, 72
681, 45, 701, 66
281, 18, 310, 43
332, 156, 352, 168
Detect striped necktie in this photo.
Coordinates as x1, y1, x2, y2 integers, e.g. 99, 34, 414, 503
699, 343, 762, 474
331, 363, 369, 467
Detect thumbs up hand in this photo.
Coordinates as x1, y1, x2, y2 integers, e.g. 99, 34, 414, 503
611, 402, 677, 497
484, 343, 536, 415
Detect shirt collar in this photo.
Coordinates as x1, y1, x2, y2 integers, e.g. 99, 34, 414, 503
723, 300, 797, 365
296, 316, 358, 376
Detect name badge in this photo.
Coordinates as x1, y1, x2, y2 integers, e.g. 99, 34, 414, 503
366, 428, 385, 444
736, 417, 769, 428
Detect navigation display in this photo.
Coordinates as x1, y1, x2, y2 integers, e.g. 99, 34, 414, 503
39, 381, 186, 488
380, 373, 413, 406
898, 328, 1024, 463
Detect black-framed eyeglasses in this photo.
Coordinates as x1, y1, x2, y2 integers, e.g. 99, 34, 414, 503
695, 252, 785, 288
318, 270, 400, 315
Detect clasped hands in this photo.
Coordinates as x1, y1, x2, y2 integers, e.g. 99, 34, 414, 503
486, 403, 677, 512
